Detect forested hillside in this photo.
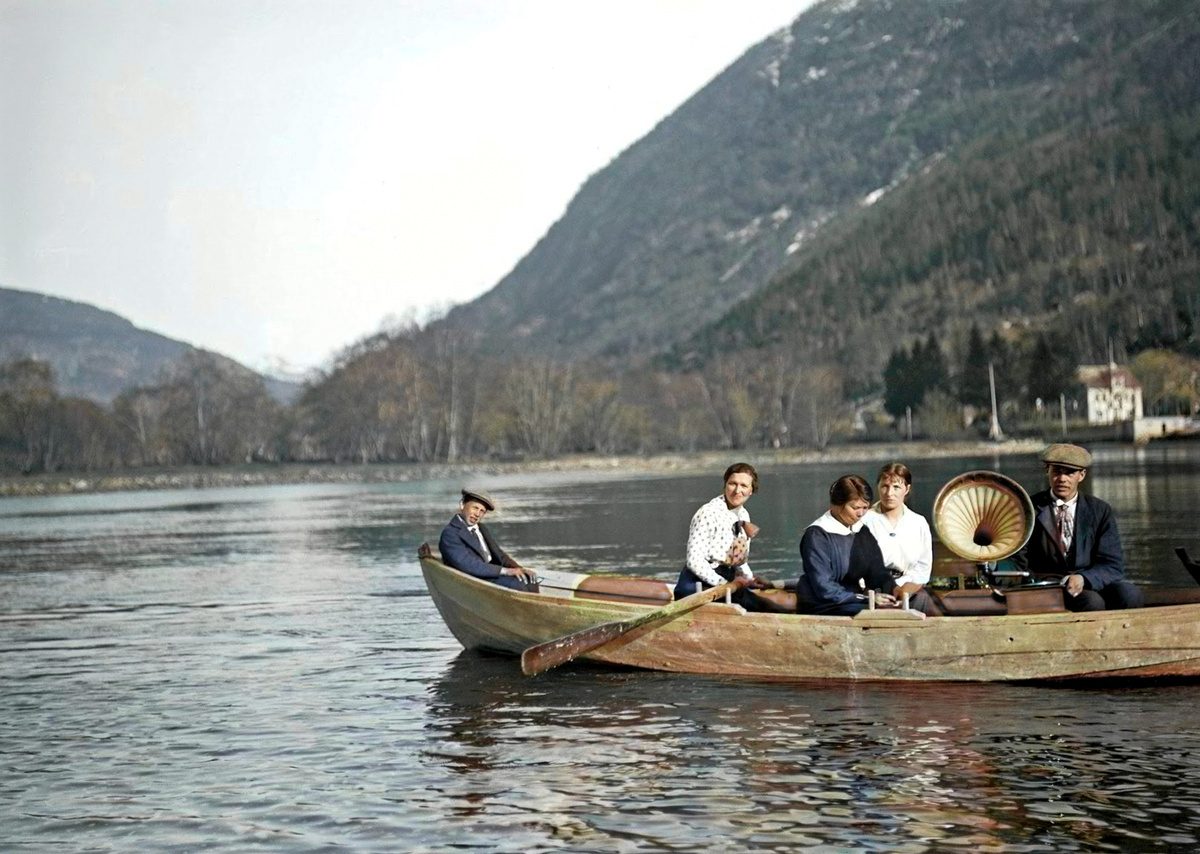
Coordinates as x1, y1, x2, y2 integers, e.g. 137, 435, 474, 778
668, 0, 1200, 395
445, 0, 1200, 365
681, 108, 1200, 388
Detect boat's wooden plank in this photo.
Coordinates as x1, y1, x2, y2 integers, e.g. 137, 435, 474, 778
852, 609, 926, 622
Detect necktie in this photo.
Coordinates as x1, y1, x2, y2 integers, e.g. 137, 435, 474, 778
1056, 503, 1073, 552
468, 525, 491, 561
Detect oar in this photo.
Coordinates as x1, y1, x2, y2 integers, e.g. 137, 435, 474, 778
521, 579, 741, 677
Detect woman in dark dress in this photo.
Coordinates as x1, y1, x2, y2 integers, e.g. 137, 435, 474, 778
796, 475, 897, 615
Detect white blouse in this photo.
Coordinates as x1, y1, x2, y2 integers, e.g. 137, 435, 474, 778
863, 505, 933, 586
685, 495, 754, 586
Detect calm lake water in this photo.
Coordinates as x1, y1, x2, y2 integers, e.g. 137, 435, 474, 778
4, 446, 1200, 852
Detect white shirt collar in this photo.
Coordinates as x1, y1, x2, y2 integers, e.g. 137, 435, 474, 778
810, 510, 862, 535
1054, 494, 1079, 512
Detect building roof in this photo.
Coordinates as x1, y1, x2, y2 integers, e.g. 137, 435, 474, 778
1077, 364, 1142, 390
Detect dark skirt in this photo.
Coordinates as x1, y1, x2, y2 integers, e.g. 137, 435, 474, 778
673, 564, 771, 612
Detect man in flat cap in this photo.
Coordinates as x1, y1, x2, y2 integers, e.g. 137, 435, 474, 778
438, 488, 538, 591
1011, 443, 1143, 610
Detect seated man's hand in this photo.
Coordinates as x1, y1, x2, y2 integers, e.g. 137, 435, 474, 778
873, 592, 899, 607
1064, 573, 1085, 597
745, 576, 772, 590
504, 565, 538, 583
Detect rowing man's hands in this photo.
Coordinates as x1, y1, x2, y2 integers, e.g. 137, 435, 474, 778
503, 565, 538, 583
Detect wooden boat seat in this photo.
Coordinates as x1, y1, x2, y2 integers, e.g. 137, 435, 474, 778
933, 586, 1068, 616
933, 590, 1006, 615
574, 576, 673, 604
1001, 584, 1066, 614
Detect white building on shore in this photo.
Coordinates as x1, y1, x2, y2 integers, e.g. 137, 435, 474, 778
1078, 364, 1143, 425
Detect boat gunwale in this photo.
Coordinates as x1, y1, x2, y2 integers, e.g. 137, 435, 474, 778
420, 555, 1200, 626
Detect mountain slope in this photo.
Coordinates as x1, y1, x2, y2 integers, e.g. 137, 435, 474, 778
679, 107, 1200, 387
0, 286, 299, 404
677, 0, 1200, 383
443, 0, 1200, 362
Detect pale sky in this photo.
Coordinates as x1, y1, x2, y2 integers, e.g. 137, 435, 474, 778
1, 0, 812, 374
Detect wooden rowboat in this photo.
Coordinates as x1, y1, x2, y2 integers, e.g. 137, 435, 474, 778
420, 555, 1200, 681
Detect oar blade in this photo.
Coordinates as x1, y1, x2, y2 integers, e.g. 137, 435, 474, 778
520, 620, 630, 676
520, 579, 738, 676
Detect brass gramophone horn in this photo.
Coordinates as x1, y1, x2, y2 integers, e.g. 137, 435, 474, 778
933, 470, 1035, 563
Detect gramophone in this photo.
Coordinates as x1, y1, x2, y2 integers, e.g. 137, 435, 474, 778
932, 470, 1064, 613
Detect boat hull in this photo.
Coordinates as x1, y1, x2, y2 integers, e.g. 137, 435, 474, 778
420, 557, 1200, 681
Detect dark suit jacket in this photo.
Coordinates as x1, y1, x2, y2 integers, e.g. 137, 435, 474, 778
1011, 490, 1125, 590
438, 514, 519, 581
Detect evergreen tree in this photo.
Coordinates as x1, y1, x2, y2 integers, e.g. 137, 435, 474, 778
1026, 334, 1078, 406
957, 325, 991, 409
917, 333, 949, 398
882, 346, 913, 418
884, 335, 950, 419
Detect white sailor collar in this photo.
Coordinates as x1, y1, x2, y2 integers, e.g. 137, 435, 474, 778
809, 510, 863, 535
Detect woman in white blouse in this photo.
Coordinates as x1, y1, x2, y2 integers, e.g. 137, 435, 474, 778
673, 462, 770, 608
863, 462, 940, 615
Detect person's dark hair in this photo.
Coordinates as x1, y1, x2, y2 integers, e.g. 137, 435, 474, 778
876, 463, 912, 487
724, 462, 759, 494
829, 474, 872, 506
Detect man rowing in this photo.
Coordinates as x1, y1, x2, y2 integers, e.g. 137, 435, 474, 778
438, 488, 538, 591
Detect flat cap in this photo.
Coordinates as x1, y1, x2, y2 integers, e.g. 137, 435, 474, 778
1040, 443, 1092, 471
460, 488, 495, 511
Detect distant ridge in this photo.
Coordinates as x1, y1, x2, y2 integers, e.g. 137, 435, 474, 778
0, 286, 299, 404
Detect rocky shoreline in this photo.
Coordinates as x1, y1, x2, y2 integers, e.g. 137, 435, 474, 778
0, 440, 1046, 498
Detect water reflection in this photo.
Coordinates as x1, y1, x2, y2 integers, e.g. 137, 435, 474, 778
422, 654, 1200, 850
